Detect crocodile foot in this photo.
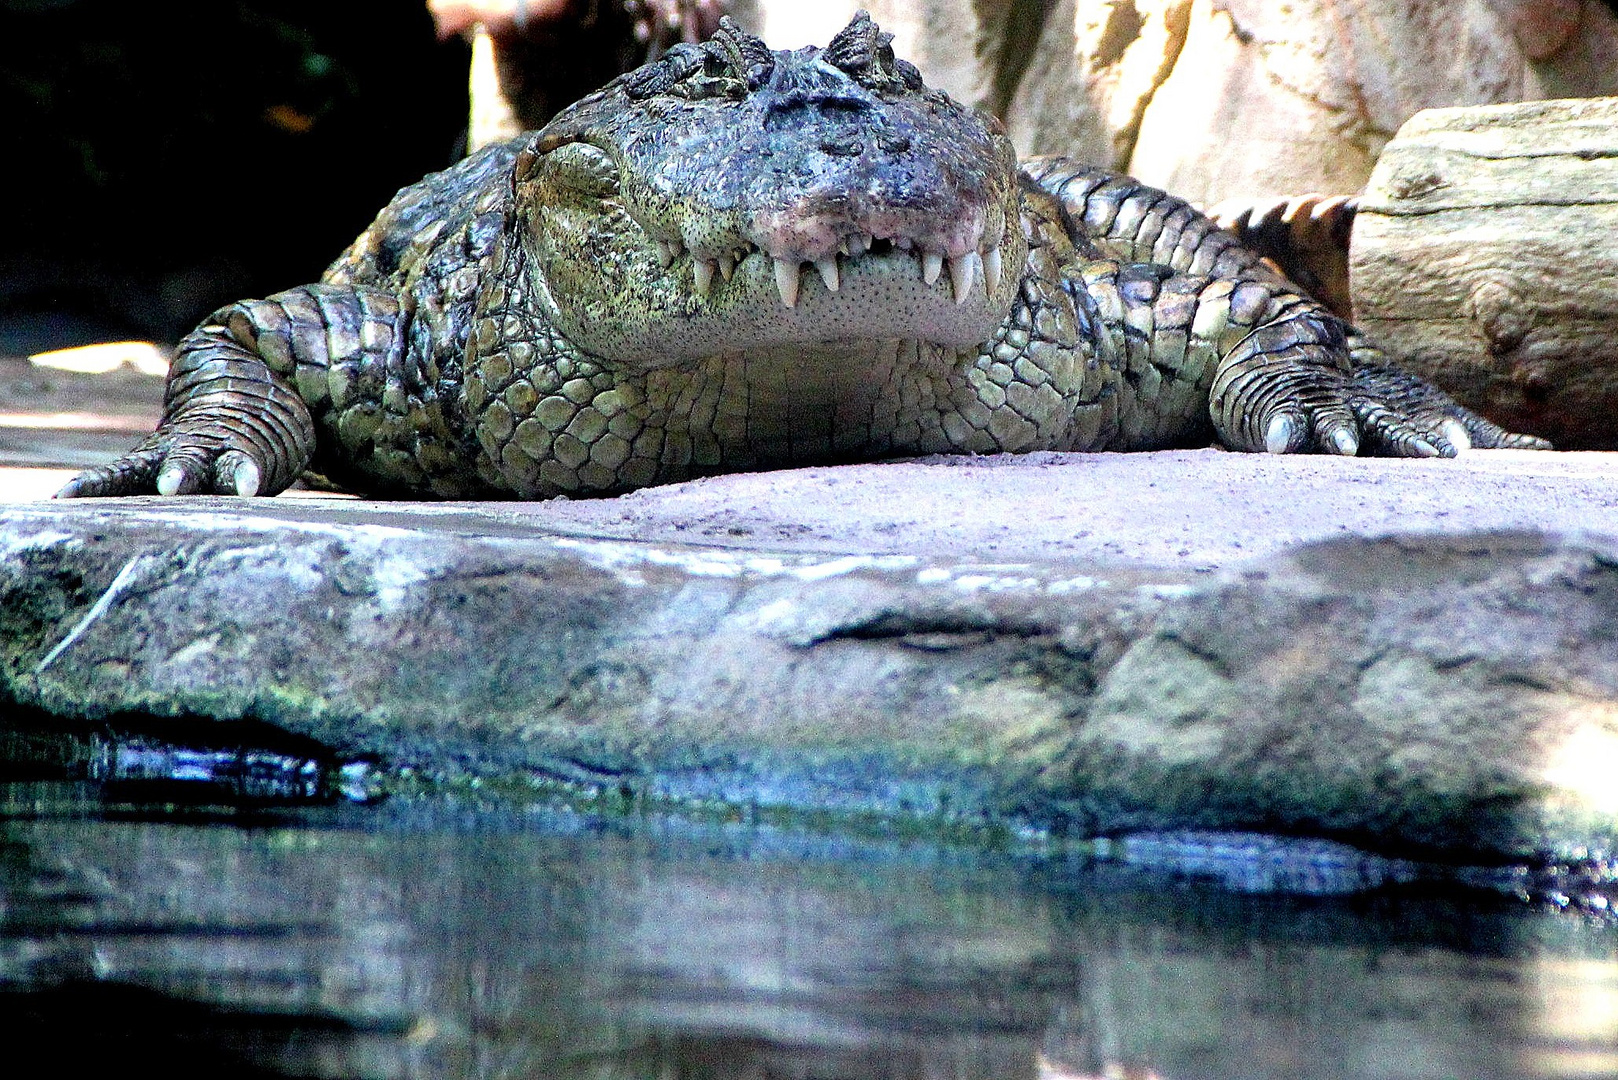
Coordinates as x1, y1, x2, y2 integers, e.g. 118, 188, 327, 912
59, 427, 276, 498
56, 322, 316, 498
1209, 313, 1551, 458
1348, 362, 1553, 456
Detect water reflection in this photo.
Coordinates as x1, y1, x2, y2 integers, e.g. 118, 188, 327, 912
0, 798, 1615, 1080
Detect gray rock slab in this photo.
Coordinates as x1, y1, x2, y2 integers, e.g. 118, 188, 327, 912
2, 448, 1617, 863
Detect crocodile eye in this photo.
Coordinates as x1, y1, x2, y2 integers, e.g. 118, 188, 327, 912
542, 142, 620, 198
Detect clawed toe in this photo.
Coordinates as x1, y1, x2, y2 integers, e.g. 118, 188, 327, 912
1462, 415, 1554, 451
1347, 360, 1552, 456
58, 438, 274, 499
1264, 414, 1299, 454
55, 446, 164, 499
1262, 411, 1363, 456
214, 450, 262, 497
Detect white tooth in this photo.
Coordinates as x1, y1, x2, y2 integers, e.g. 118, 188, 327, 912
983, 245, 1002, 291
922, 251, 944, 285
718, 252, 736, 281
656, 241, 675, 269
950, 251, 981, 305
693, 259, 715, 297
857, 233, 873, 253
839, 237, 852, 256
815, 256, 840, 292
773, 257, 801, 308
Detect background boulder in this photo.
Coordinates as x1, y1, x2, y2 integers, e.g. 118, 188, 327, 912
1350, 97, 1618, 448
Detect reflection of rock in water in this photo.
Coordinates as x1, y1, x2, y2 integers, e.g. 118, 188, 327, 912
0, 980, 413, 1080
0, 711, 368, 810
1107, 830, 1420, 895
602, 1031, 1040, 1080
0, 815, 1614, 1079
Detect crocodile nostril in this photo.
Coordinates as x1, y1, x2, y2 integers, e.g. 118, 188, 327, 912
820, 137, 864, 156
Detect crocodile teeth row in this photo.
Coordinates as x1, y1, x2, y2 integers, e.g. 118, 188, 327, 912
676, 240, 757, 297
766, 246, 1006, 308
664, 236, 1004, 308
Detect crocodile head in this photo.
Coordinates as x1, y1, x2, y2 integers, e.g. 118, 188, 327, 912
516, 13, 1026, 366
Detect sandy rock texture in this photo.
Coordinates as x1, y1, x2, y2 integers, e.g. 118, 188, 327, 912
2, 451, 1616, 864
1059, 532, 1618, 858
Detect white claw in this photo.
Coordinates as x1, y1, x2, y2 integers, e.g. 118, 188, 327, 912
815, 256, 840, 292
1330, 427, 1361, 456
693, 258, 716, 297
233, 458, 261, 497
1442, 418, 1472, 454
1264, 415, 1295, 454
774, 257, 801, 308
949, 251, 981, 305
717, 252, 736, 281
156, 465, 184, 496
983, 245, 1002, 292
922, 250, 944, 286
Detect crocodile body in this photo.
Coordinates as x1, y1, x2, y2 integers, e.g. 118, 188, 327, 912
61, 15, 1545, 502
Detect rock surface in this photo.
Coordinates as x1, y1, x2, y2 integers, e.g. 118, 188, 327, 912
1120, 0, 1618, 205
1351, 97, 1618, 449
2, 450, 1617, 864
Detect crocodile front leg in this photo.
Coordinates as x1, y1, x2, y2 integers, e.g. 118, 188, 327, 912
58, 295, 323, 498
59, 284, 489, 499
1024, 157, 1552, 455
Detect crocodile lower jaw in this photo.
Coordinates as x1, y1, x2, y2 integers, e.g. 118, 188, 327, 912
549, 244, 1020, 367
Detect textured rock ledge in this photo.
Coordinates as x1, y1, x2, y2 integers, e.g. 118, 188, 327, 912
1, 450, 1617, 863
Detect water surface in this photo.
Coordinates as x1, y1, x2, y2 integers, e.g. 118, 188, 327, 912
1, 776, 1615, 1080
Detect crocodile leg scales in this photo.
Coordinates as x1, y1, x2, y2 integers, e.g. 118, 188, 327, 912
1021, 157, 1552, 454
57, 298, 321, 497
1072, 258, 1357, 453
58, 285, 487, 499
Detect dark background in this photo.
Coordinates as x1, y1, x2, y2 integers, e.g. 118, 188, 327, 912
0, 0, 472, 354
8, 0, 1618, 359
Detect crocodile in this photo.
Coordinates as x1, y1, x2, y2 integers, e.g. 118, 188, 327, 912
59, 13, 1548, 502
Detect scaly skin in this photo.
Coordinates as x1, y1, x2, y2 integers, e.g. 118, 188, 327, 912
60, 14, 1548, 501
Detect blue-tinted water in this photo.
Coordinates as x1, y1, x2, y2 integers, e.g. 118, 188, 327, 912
0, 775, 1614, 1080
